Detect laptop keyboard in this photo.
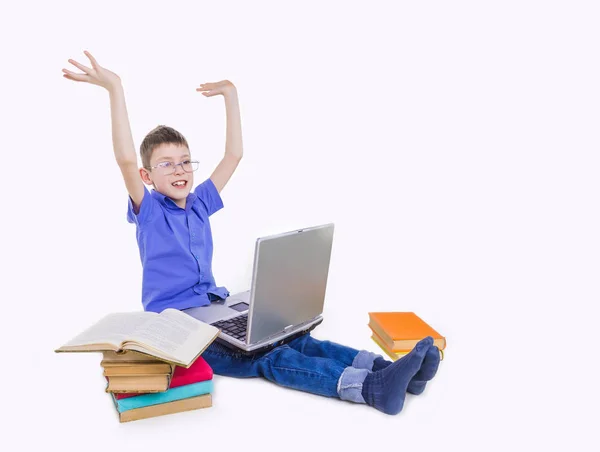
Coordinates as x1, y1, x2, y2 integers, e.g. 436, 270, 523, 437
212, 314, 248, 341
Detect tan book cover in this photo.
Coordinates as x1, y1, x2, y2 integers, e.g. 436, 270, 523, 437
102, 362, 174, 376
105, 374, 171, 393
115, 394, 212, 422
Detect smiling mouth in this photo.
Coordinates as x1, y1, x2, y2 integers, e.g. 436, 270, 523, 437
172, 180, 188, 188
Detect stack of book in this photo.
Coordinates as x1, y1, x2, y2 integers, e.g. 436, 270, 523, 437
102, 350, 175, 393
56, 308, 220, 422
368, 311, 447, 361
110, 354, 214, 423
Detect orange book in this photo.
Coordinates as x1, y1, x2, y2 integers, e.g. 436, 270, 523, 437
368, 312, 446, 352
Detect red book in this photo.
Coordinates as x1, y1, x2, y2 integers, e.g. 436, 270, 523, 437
114, 356, 213, 400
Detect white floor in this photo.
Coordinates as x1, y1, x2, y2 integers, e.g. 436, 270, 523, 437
4, 1, 598, 450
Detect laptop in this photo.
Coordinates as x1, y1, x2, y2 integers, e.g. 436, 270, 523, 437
183, 223, 335, 354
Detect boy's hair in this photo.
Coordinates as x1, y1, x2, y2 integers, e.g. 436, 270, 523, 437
140, 125, 189, 169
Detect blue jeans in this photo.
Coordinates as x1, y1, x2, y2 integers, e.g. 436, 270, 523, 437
202, 333, 381, 403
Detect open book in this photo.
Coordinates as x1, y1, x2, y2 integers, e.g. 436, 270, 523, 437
55, 308, 219, 368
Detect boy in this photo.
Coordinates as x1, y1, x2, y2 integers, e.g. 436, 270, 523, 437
63, 51, 441, 415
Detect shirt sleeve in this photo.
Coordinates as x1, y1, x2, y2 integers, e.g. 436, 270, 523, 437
127, 186, 157, 225
194, 178, 224, 216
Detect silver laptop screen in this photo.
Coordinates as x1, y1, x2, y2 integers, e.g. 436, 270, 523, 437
247, 224, 334, 344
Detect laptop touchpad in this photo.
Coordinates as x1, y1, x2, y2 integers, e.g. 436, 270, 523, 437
230, 302, 249, 312
185, 303, 239, 324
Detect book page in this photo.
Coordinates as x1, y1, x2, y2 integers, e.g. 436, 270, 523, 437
126, 309, 219, 365
61, 312, 156, 348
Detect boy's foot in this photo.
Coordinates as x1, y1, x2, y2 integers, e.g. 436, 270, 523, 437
372, 355, 393, 372
407, 345, 441, 395
372, 344, 441, 395
361, 337, 432, 415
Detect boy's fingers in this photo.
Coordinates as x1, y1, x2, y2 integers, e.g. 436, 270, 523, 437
68, 59, 92, 74
62, 68, 90, 82
84, 50, 100, 68
63, 74, 86, 82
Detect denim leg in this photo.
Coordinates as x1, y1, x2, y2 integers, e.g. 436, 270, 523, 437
287, 333, 383, 371
202, 340, 369, 403
204, 340, 349, 398
255, 344, 347, 398
286, 333, 359, 366
352, 350, 384, 371
202, 341, 264, 378
338, 367, 369, 403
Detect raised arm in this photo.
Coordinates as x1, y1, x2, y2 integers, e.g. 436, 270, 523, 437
197, 80, 243, 194
62, 51, 145, 208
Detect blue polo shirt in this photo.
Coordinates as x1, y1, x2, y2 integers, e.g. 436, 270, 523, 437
127, 178, 230, 313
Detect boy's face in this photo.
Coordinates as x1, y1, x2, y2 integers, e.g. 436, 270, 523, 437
140, 143, 194, 203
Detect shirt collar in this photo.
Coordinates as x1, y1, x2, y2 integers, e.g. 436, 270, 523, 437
151, 189, 197, 212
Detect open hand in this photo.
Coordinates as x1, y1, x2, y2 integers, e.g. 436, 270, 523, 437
62, 51, 121, 91
196, 80, 236, 97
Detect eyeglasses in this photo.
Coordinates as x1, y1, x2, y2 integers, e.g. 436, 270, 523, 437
146, 160, 199, 175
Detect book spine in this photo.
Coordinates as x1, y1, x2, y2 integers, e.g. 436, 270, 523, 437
116, 380, 214, 412
172, 369, 213, 388
118, 394, 212, 423
103, 368, 173, 376
370, 335, 402, 361
114, 369, 212, 399
368, 322, 395, 350
105, 376, 170, 393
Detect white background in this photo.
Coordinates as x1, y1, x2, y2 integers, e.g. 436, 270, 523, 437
1, 0, 599, 450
